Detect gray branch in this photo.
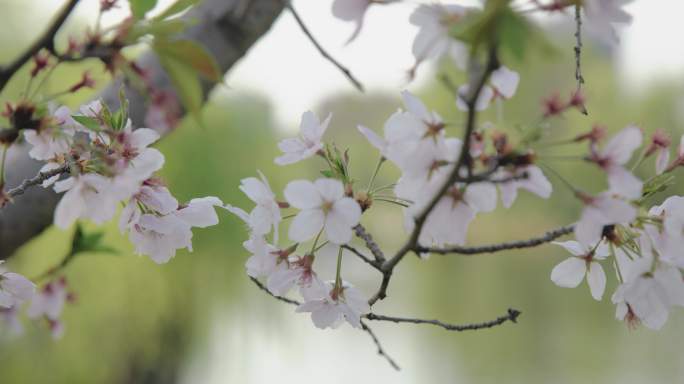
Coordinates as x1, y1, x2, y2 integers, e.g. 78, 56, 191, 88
0, 0, 285, 259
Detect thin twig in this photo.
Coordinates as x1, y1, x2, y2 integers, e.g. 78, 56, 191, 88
342, 244, 382, 271
365, 308, 521, 332
4, 164, 69, 200
353, 224, 385, 262
360, 319, 401, 371
284, 1, 364, 92
249, 276, 301, 305
0, 0, 80, 91
573, 3, 584, 89
416, 225, 575, 255
572, 3, 588, 115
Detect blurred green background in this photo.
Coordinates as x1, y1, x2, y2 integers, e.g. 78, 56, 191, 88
2, 1, 684, 383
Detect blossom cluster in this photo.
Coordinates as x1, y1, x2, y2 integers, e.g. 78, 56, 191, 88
23, 100, 223, 264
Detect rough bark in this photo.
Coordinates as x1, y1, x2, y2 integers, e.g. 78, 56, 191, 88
0, 0, 285, 259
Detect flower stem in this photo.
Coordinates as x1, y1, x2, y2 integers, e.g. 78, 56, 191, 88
334, 245, 343, 291
367, 156, 385, 192
309, 229, 324, 255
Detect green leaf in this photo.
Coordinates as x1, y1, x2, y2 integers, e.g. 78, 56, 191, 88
154, 39, 222, 82
156, 54, 203, 121
638, 174, 675, 204
71, 115, 100, 132
320, 170, 334, 178
125, 19, 187, 43
154, 0, 202, 20
70, 225, 119, 257
130, 0, 158, 19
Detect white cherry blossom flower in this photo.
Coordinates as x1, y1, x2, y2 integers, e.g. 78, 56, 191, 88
574, 191, 637, 247
284, 178, 361, 245
0, 262, 35, 308
243, 236, 280, 279
275, 111, 331, 165
296, 280, 369, 329
53, 173, 122, 229
590, 125, 643, 199
612, 255, 684, 330
238, 171, 281, 242
332, 0, 372, 43
266, 254, 325, 297
583, 0, 633, 42
489, 66, 520, 100
24, 106, 75, 161
126, 196, 223, 264
498, 165, 552, 208
0, 306, 24, 335
410, 3, 471, 69
550, 240, 610, 300
456, 84, 495, 112
119, 181, 178, 232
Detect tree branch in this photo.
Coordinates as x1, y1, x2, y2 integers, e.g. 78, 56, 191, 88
283, 0, 364, 92
0, 0, 80, 92
4, 164, 68, 200
365, 308, 521, 332
353, 224, 385, 262
342, 244, 382, 271
416, 224, 574, 255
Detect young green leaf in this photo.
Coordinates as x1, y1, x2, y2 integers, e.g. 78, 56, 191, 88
130, 0, 159, 19
157, 54, 203, 121
154, 0, 202, 21
154, 39, 222, 82
71, 115, 101, 132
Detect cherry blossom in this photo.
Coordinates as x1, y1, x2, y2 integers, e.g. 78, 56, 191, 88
0, 261, 35, 308
583, 0, 633, 42
126, 197, 223, 264
243, 236, 280, 279
53, 173, 122, 229
331, 0, 372, 43
456, 84, 495, 112
296, 280, 369, 329
24, 106, 74, 161
266, 254, 326, 297
498, 165, 552, 208
489, 66, 520, 100
612, 254, 684, 330
27, 278, 71, 338
410, 3, 471, 70
284, 178, 361, 245
646, 129, 671, 175
275, 111, 331, 165
574, 191, 637, 247
237, 171, 281, 242
589, 125, 643, 199
0, 306, 23, 335
550, 240, 610, 300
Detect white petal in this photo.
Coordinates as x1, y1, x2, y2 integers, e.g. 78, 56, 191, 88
315, 178, 345, 203
357, 125, 387, 153
289, 209, 325, 242
656, 149, 670, 175
401, 90, 431, 122
490, 66, 520, 99
602, 125, 642, 165
552, 240, 586, 257
324, 212, 354, 245
464, 183, 497, 212
284, 180, 322, 209
129, 128, 160, 149
550, 257, 586, 288
587, 262, 607, 300
607, 166, 642, 200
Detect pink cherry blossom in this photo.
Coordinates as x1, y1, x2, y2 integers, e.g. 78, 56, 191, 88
456, 84, 495, 112
583, 0, 633, 42
27, 278, 68, 322
237, 171, 281, 242
53, 173, 122, 229
490, 66, 520, 100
